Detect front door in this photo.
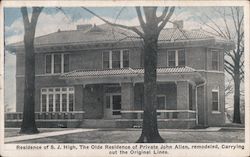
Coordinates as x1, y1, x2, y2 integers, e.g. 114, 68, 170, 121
104, 94, 121, 119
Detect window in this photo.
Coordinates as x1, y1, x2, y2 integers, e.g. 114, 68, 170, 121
178, 50, 185, 66
54, 54, 61, 73
45, 55, 52, 73
167, 49, 185, 67
62, 94, 67, 112
41, 94, 47, 112
212, 51, 219, 70
103, 50, 129, 69
48, 94, 53, 112
45, 54, 69, 74
64, 54, 69, 73
40, 87, 74, 112
69, 94, 74, 111
112, 50, 120, 68
168, 51, 176, 67
157, 95, 166, 110
123, 50, 129, 68
212, 90, 219, 112
103, 51, 110, 69
55, 94, 60, 112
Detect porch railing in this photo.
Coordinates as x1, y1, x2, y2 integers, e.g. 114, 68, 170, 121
5, 111, 85, 121
121, 110, 196, 120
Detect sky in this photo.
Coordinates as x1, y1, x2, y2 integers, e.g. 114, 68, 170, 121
4, 6, 241, 112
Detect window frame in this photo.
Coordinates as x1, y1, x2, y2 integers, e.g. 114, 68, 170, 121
45, 53, 70, 74
102, 49, 129, 69
211, 89, 220, 113
167, 49, 185, 67
40, 87, 75, 112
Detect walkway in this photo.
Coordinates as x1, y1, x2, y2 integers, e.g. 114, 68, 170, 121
5, 129, 97, 143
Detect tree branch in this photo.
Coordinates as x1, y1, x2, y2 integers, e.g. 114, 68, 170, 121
135, 7, 146, 31
230, 7, 239, 35
30, 7, 43, 29
21, 7, 30, 31
225, 65, 234, 78
240, 60, 244, 68
82, 7, 144, 38
225, 62, 234, 74
157, 7, 169, 22
158, 7, 175, 33
199, 18, 225, 38
204, 14, 227, 38
222, 9, 232, 39
225, 59, 235, 70
227, 50, 236, 63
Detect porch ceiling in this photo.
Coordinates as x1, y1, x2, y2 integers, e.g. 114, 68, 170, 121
60, 66, 205, 85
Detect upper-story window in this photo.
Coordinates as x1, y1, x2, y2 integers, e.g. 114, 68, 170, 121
212, 50, 219, 71
167, 49, 185, 67
103, 50, 129, 69
45, 54, 69, 74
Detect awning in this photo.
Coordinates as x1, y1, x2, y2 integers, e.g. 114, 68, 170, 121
60, 66, 205, 85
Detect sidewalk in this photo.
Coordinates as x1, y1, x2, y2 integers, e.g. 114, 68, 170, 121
4, 127, 244, 143
5, 129, 97, 143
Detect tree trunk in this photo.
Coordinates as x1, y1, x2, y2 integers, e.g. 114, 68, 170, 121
233, 72, 241, 124
20, 26, 39, 134
137, 35, 164, 143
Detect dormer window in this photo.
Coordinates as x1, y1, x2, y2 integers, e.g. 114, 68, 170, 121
103, 50, 129, 69
167, 49, 185, 67
45, 53, 69, 74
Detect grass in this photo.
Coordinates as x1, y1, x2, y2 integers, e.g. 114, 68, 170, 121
5, 128, 245, 143
4, 128, 72, 138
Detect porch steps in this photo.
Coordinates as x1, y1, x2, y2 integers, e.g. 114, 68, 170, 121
81, 119, 116, 128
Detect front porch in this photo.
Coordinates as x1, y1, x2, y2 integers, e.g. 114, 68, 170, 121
63, 66, 204, 129
5, 67, 205, 129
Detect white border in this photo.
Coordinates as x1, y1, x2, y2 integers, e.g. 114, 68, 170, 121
1, 1, 249, 157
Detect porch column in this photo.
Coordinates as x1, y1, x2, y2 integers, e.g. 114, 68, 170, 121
177, 81, 189, 118
121, 83, 134, 118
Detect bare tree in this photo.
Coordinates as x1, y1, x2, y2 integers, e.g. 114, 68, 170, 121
198, 7, 244, 124
83, 7, 175, 142
225, 77, 233, 97
20, 7, 43, 134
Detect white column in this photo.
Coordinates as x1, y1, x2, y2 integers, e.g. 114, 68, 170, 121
177, 81, 189, 118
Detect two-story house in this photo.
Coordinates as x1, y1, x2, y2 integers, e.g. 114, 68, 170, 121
6, 21, 234, 128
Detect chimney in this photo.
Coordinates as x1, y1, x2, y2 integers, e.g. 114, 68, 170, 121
76, 24, 92, 31
173, 20, 183, 29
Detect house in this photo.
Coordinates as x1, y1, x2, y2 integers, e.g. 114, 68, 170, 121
5, 21, 234, 128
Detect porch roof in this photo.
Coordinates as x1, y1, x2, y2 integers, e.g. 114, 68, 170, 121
61, 66, 195, 78
60, 66, 205, 85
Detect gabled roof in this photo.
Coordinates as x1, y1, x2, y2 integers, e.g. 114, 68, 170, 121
8, 24, 233, 49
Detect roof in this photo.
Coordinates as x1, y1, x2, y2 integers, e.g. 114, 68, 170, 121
8, 24, 233, 49
60, 66, 196, 79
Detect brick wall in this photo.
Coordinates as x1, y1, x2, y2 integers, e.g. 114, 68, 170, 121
206, 72, 225, 126
134, 83, 177, 110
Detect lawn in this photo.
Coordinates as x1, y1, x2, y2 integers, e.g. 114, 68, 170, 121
4, 128, 73, 138
6, 128, 244, 143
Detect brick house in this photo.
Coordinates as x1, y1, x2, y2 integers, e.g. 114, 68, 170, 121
6, 22, 234, 128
